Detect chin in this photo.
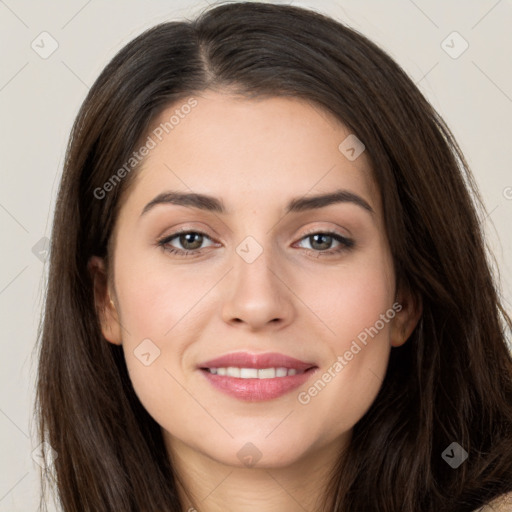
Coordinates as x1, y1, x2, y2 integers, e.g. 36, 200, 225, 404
201, 434, 314, 470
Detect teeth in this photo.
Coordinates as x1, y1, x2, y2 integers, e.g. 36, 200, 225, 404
226, 367, 240, 378
240, 368, 258, 378
207, 366, 304, 378
258, 368, 275, 379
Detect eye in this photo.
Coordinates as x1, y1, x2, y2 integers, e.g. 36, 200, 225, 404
294, 231, 354, 256
157, 230, 216, 257
157, 228, 354, 258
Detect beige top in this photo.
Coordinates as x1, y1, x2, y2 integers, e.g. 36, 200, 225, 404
473, 492, 512, 511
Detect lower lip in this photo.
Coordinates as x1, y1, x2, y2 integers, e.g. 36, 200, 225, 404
200, 368, 317, 401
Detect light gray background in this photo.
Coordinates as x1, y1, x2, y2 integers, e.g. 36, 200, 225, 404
1, 0, 511, 510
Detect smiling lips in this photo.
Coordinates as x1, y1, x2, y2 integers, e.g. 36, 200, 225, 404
198, 351, 318, 401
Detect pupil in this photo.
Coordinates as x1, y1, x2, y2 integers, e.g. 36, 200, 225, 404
181, 233, 202, 250
312, 234, 331, 250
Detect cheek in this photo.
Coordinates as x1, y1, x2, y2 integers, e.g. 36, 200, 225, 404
332, 265, 393, 345
292, 249, 395, 433
113, 251, 220, 424
115, 246, 214, 339
299, 246, 394, 351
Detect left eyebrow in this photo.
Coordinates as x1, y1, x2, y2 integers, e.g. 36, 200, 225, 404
286, 190, 374, 215
139, 188, 374, 218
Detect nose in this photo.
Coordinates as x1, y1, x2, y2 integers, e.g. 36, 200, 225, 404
220, 240, 295, 331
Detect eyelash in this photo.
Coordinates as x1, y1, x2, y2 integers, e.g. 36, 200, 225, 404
156, 228, 354, 258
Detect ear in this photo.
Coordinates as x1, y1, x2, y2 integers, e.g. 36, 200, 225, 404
87, 255, 122, 345
389, 285, 422, 348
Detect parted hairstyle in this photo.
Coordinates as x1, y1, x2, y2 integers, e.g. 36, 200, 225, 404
35, 2, 512, 511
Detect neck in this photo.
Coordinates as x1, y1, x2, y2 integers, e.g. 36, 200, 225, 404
165, 434, 350, 512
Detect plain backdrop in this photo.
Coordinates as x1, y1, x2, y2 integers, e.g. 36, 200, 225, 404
0, 0, 511, 510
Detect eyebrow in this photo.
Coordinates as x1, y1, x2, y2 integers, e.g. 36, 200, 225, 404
140, 189, 374, 217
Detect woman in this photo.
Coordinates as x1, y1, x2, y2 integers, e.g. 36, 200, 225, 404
35, 2, 512, 511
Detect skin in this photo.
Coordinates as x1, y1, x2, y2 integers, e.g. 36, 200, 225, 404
90, 91, 421, 511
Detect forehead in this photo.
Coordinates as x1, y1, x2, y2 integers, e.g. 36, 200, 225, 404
121, 91, 380, 218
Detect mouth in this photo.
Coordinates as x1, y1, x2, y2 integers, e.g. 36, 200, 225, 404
201, 366, 315, 378
197, 352, 318, 401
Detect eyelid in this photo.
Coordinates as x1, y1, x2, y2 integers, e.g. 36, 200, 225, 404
157, 223, 220, 239
298, 225, 352, 240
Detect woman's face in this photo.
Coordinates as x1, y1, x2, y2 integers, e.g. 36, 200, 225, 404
94, 91, 417, 469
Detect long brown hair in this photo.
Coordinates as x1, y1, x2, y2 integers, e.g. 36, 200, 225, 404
35, 2, 512, 511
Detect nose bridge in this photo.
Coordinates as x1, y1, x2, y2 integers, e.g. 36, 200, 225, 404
232, 232, 281, 296
220, 231, 294, 329
229, 202, 278, 272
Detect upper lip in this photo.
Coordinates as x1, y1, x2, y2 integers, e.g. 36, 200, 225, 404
198, 352, 317, 371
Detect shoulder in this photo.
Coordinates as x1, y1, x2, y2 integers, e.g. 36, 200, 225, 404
474, 491, 512, 511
